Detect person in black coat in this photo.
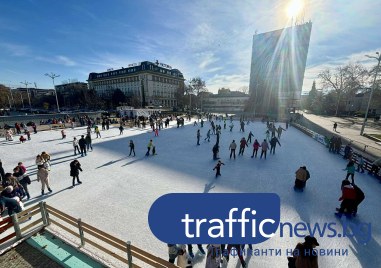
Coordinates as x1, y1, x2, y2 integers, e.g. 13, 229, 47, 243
78, 135, 87, 156
129, 140, 136, 156
270, 136, 281, 154
352, 183, 365, 217
70, 160, 83, 187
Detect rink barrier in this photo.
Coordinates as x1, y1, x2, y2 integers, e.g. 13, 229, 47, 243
0, 202, 179, 267
292, 123, 380, 177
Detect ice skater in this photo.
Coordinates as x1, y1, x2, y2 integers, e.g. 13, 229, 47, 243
343, 160, 355, 184
37, 165, 52, 195
73, 137, 81, 155
213, 160, 225, 178
146, 140, 153, 156
238, 137, 248, 156
277, 125, 286, 139
204, 129, 211, 142
269, 136, 281, 154
70, 159, 83, 187
260, 139, 268, 159
78, 135, 87, 156
85, 133, 93, 151
229, 140, 237, 159
197, 129, 201, 145
247, 131, 254, 143
129, 140, 136, 156
251, 139, 260, 158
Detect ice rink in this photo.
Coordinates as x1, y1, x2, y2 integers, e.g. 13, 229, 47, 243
2, 119, 380, 267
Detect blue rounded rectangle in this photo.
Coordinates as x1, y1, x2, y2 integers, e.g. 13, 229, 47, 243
148, 193, 280, 244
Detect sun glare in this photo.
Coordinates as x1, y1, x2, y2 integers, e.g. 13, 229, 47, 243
287, 0, 304, 19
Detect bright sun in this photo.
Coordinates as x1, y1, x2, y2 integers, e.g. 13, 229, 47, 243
287, 0, 304, 18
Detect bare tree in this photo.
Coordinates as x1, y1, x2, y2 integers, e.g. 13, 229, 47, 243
238, 86, 249, 94
318, 63, 369, 116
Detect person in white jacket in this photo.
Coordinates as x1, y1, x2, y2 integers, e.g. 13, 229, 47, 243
73, 137, 80, 155
205, 244, 222, 268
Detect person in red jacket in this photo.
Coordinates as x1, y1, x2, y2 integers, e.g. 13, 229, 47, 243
335, 179, 356, 217
251, 139, 261, 158
238, 137, 248, 156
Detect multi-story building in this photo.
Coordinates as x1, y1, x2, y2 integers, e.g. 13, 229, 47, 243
249, 22, 312, 117
202, 89, 249, 113
87, 61, 185, 108
55, 82, 88, 97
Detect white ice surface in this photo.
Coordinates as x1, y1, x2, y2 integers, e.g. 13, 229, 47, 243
1, 120, 380, 268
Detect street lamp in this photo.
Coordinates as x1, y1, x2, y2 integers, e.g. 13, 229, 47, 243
360, 52, 381, 135
45, 72, 61, 113
20, 80, 32, 111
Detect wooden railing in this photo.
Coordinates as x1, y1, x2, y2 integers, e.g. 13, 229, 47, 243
0, 202, 178, 268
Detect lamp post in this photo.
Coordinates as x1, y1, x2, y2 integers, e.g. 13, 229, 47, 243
20, 81, 32, 111
360, 52, 381, 135
45, 73, 61, 113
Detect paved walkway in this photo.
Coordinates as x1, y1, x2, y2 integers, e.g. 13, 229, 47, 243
303, 113, 381, 158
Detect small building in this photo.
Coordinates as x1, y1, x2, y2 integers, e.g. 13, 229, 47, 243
202, 89, 249, 113
55, 82, 88, 97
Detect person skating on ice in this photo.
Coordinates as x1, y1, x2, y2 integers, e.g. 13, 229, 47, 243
146, 140, 153, 156
229, 123, 234, 132
197, 129, 201, 145
251, 139, 260, 158
37, 165, 52, 195
129, 140, 136, 156
238, 137, 248, 156
343, 160, 355, 184
204, 129, 211, 142
73, 137, 81, 155
213, 160, 225, 178
78, 135, 87, 156
269, 136, 281, 154
229, 140, 237, 159
260, 139, 268, 159
335, 179, 356, 217
212, 144, 219, 160
70, 159, 83, 187
247, 131, 254, 143
277, 125, 286, 139
357, 155, 365, 173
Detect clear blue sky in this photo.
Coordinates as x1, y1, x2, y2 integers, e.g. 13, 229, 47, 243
0, 0, 380, 93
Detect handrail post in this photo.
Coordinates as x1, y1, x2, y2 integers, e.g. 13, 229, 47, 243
126, 241, 133, 267
43, 202, 51, 225
77, 218, 85, 247
11, 214, 22, 239
39, 201, 48, 226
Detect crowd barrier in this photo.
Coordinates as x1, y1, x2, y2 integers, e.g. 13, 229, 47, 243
292, 123, 380, 177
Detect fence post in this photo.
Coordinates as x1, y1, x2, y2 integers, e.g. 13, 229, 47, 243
126, 241, 133, 267
43, 202, 51, 225
77, 218, 85, 247
39, 201, 48, 226
11, 214, 22, 239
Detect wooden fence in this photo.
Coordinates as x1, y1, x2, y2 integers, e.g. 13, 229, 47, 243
0, 202, 178, 268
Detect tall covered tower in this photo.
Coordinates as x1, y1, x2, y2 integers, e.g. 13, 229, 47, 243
248, 22, 312, 118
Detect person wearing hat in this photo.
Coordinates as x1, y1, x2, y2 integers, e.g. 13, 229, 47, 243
289, 235, 319, 268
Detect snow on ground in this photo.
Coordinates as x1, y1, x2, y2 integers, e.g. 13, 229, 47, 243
1, 119, 381, 267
